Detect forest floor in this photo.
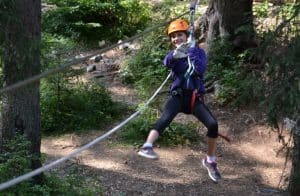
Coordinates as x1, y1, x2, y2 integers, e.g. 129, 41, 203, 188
41, 46, 292, 196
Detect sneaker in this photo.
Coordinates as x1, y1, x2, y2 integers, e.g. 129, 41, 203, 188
138, 147, 158, 159
202, 158, 221, 182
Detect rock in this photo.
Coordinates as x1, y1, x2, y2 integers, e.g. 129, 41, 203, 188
98, 40, 105, 47
75, 54, 85, 59
94, 55, 102, 63
118, 40, 136, 50
87, 64, 96, 72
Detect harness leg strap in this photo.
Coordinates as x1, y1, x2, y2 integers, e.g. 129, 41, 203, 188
190, 90, 197, 113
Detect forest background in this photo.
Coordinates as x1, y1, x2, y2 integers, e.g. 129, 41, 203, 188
0, 0, 299, 195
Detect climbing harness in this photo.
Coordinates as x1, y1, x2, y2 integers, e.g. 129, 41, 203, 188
190, 89, 198, 113
218, 133, 231, 142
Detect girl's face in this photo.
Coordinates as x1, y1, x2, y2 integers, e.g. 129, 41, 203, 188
170, 31, 187, 47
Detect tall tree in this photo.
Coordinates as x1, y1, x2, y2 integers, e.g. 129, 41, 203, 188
0, 0, 42, 177
196, 0, 256, 53
290, 120, 300, 195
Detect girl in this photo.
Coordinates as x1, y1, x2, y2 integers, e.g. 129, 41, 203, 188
138, 19, 221, 182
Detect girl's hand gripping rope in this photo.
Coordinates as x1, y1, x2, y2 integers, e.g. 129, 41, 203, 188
173, 42, 190, 59
173, 40, 195, 59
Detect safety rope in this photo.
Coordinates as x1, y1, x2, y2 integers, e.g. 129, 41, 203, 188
184, 0, 199, 88
0, 72, 172, 191
0, 12, 189, 95
188, 0, 198, 47
184, 56, 195, 88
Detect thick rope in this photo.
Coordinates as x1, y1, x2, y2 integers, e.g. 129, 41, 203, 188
0, 72, 171, 191
184, 0, 198, 88
0, 12, 188, 95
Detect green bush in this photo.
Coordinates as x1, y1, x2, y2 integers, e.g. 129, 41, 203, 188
120, 31, 170, 97
206, 39, 264, 105
254, 2, 300, 125
119, 108, 201, 147
0, 135, 32, 181
40, 33, 126, 134
253, 0, 269, 18
42, 0, 152, 44
263, 36, 300, 125
0, 134, 101, 195
41, 77, 125, 134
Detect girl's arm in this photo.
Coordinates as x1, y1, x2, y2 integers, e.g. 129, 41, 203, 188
163, 51, 176, 68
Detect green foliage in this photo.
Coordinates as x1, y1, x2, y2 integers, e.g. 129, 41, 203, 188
207, 0, 299, 109
0, 135, 32, 180
42, 0, 152, 44
40, 33, 126, 134
206, 40, 236, 81
157, 0, 189, 19
0, 135, 100, 195
120, 31, 170, 97
41, 33, 78, 70
253, 0, 269, 18
207, 40, 264, 105
41, 77, 124, 134
255, 2, 300, 125
159, 122, 201, 146
263, 36, 300, 125
44, 166, 104, 195
119, 108, 201, 147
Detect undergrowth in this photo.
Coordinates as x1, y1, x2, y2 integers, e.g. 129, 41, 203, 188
42, 0, 152, 45
119, 108, 202, 147
0, 134, 102, 195
41, 34, 127, 135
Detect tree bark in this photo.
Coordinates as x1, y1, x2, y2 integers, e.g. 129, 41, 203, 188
196, 0, 256, 53
1, 0, 42, 176
289, 119, 300, 196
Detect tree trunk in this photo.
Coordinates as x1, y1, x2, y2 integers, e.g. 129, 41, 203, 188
289, 120, 300, 196
1, 0, 42, 176
196, 0, 256, 53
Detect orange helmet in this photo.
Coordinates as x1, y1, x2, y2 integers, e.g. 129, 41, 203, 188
167, 19, 189, 35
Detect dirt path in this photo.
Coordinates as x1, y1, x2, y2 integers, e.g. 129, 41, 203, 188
41, 48, 291, 195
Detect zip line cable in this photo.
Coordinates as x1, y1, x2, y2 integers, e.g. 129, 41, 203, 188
185, 0, 199, 87
0, 11, 189, 95
0, 72, 172, 191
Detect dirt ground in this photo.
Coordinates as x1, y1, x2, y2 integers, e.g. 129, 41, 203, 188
41, 48, 292, 196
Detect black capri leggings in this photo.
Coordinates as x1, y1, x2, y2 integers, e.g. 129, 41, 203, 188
153, 91, 218, 138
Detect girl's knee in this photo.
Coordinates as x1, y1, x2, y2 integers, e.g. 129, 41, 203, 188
207, 121, 218, 138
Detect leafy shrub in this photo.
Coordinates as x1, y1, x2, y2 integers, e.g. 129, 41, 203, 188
0, 135, 32, 181
263, 36, 300, 125
253, 0, 269, 18
254, 2, 300, 125
41, 33, 79, 71
40, 33, 126, 134
119, 108, 201, 147
42, 0, 152, 44
41, 77, 125, 134
206, 39, 264, 105
120, 31, 170, 97
0, 134, 100, 195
